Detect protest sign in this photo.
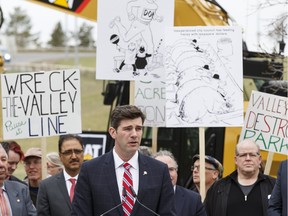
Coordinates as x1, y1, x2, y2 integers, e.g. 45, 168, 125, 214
165, 26, 243, 127
1, 69, 81, 139
134, 81, 165, 127
96, 0, 174, 81
239, 91, 288, 155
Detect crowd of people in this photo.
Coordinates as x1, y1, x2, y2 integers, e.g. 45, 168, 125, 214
0, 105, 286, 216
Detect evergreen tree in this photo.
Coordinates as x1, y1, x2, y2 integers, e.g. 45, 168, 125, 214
5, 7, 39, 48
48, 22, 66, 47
78, 23, 95, 47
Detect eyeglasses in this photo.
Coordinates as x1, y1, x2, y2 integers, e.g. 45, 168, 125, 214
60, 149, 83, 156
191, 165, 216, 171
236, 152, 260, 158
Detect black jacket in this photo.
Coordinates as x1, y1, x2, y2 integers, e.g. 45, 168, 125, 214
204, 170, 275, 216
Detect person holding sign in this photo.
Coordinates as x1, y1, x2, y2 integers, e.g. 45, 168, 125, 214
6, 141, 27, 185
0, 144, 37, 215
204, 139, 275, 216
46, 152, 63, 177
71, 105, 176, 215
154, 150, 207, 216
191, 154, 223, 196
268, 159, 287, 216
0, 141, 27, 185
23, 147, 43, 206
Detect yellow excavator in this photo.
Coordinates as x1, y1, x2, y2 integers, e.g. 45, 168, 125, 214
28, 0, 229, 26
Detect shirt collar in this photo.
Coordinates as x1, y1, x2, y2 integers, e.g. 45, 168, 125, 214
113, 148, 139, 170
63, 169, 79, 181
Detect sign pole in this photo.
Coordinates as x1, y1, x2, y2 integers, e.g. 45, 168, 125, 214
264, 152, 274, 175
199, 127, 206, 201
152, 127, 158, 154
41, 137, 47, 179
129, 81, 135, 105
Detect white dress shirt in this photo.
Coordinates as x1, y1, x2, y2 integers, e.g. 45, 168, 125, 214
63, 170, 79, 197
113, 148, 139, 200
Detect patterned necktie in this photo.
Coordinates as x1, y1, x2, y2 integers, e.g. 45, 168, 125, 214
0, 188, 10, 216
122, 163, 134, 216
69, 178, 76, 202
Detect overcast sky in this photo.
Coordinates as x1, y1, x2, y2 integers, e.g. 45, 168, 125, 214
0, 0, 287, 55
0, 0, 97, 47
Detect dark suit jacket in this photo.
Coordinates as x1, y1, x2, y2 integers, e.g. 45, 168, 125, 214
4, 180, 37, 216
37, 172, 72, 216
72, 151, 176, 216
175, 186, 207, 216
268, 160, 287, 216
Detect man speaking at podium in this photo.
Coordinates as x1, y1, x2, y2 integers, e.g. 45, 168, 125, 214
72, 105, 176, 215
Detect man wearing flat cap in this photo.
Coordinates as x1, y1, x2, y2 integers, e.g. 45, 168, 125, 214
23, 147, 42, 206
191, 154, 223, 195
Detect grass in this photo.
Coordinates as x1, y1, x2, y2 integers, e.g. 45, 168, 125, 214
56, 56, 96, 68
12, 55, 111, 179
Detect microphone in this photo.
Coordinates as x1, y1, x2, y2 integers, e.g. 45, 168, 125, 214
129, 186, 160, 216
100, 187, 126, 216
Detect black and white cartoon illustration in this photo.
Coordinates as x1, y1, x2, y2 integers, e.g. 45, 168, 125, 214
165, 26, 243, 127
113, 41, 139, 76
96, 0, 174, 80
110, 0, 162, 57
135, 46, 152, 76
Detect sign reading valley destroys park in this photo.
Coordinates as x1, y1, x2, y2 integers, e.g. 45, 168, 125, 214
1, 69, 82, 139
239, 91, 288, 155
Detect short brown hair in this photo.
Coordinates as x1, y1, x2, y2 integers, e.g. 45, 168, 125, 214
110, 105, 145, 129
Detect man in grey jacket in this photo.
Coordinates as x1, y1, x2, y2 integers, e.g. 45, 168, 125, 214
37, 134, 84, 216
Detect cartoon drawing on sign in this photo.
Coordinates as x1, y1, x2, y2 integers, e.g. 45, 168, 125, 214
113, 40, 140, 76
135, 46, 152, 76
109, 0, 164, 79
165, 28, 243, 127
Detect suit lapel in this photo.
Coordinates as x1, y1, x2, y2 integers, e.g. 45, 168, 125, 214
138, 154, 149, 197
56, 172, 71, 208
104, 151, 123, 216
4, 181, 20, 215
131, 153, 149, 215
174, 186, 184, 215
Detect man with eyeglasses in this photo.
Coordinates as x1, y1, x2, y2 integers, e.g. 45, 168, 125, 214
204, 139, 276, 216
23, 147, 43, 206
154, 150, 207, 216
191, 154, 223, 195
37, 134, 84, 216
